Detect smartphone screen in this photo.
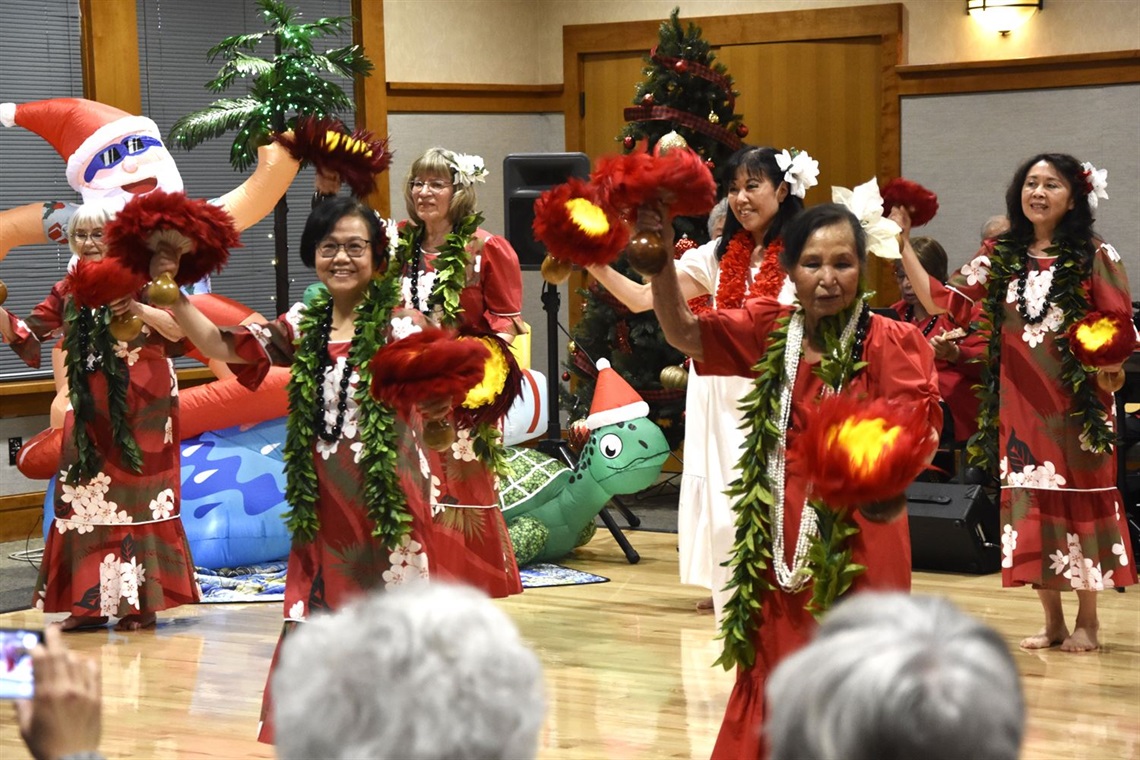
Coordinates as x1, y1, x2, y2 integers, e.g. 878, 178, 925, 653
0, 628, 42, 700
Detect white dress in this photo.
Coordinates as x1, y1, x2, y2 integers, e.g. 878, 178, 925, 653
675, 238, 793, 623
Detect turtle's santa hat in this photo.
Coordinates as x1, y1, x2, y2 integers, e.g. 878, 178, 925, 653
585, 358, 649, 430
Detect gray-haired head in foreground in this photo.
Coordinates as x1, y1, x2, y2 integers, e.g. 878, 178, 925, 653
707, 197, 730, 240
272, 581, 546, 760
765, 592, 1024, 760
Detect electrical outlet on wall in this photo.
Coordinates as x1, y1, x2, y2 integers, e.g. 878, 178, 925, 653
8, 437, 22, 466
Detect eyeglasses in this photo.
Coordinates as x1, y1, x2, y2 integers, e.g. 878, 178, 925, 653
82, 135, 164, 183
317, 239, 371, 259
409, 179, 452, 194
72, 231, 105, 243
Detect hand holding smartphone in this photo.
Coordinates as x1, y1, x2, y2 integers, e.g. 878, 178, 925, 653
0, 627, 42, 700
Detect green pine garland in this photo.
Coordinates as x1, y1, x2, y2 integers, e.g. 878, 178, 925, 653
61, 300, 142, 485
715, 299, 870, 671
282, 274, 411, 548
967, 238, 1113, 476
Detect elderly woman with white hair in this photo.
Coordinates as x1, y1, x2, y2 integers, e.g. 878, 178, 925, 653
765, 592, 1025, 760
272, 581, 546, 760
397, 147, 526, 597
0, 204, 198, 632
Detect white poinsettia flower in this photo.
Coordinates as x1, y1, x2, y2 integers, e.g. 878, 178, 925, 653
451, 428, 477, 462
1048, 549, 1069, 575
450, 152, 488, 186
832, 178, 900, 259
775, 149, 819, 199
1080, 161, 1108, 209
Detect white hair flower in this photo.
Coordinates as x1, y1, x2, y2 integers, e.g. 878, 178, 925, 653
448, 152, 488, 187
832, 178, 902, 259
1080, 161, 1108, 210
775, 148, 819, 199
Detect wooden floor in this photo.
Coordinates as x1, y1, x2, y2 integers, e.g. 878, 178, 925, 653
2, 529, 1138, 759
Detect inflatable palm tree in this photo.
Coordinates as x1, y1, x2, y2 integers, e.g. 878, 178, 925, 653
168, 0, 372, 312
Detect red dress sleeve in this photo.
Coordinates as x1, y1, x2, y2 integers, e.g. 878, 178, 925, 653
220, 310, 299, 390
473, 231, 525, 336
864, 315, 944, 439
3, 281, 68, 369
936, 241, 995, 329
694, 297, 789, 377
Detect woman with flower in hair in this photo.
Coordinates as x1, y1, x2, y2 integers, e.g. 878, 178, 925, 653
588, 145, 815, 618
395, 147, 526, 598
894, 153, 1136, 652
647, 198, 942, 760
0, 204, 199, 632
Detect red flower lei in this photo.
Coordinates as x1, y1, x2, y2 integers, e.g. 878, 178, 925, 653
715, 230, 784, 309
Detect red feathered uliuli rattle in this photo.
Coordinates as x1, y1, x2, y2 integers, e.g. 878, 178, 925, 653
531, 178, 629, 285
369, 327, 492, 451
881, 178, 939, 228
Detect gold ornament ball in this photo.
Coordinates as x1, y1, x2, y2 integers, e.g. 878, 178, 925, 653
567, 340, 577, 355
707, 110, 720, 125
541, 255, 573, 285
656, 130, 689, 154
108, 313, 143, 342
423, 418, 457, 452
625, 229, 667, 278
148, 272, 181, 306
0, 279, 7, 306
659, 364, 688, 390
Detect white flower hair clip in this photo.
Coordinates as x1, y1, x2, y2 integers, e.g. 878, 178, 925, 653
447, 151, 489, 187
1080, 161, 1108, 210
775, 148, 819, 199
832, 178, 902, 259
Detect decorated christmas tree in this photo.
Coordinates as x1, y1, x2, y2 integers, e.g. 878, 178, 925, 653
561, 8, 745, 451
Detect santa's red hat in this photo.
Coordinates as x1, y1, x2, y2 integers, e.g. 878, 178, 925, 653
0, 98, 163, 192
586, 358, 650, 430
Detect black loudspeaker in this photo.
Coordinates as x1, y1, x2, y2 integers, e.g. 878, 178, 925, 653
906, 482, 1001, 574
502, 153, 591, 270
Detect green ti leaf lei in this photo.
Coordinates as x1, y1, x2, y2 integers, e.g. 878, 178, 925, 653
967, 238, 1113, 476
282, 274, 412, 548
395, 211, 509, 477
61, 300, 142, 485
715, 298, 871, 672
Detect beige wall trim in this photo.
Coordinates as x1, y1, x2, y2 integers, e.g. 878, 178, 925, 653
898, 49, 1140, 96
387, 82, 564, 114
353, 0, 391, 213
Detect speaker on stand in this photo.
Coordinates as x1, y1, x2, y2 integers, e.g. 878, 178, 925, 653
502, 153, 641, 563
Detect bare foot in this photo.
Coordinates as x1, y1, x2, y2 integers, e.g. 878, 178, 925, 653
115, 612, 157, 631
1019, 627, 1068, 650
695, 597, 714, 612
59, 615, 109, 632
1060, 626, 1099, 652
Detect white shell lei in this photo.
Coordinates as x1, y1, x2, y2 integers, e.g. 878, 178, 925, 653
769, 304, 865, 592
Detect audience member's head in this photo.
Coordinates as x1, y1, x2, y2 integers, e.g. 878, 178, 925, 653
765, 592, 1024, 760
273, 581, 546, 760
707, 197, 729, 240
981, 214, 1010, 242
910, 235, 949, 283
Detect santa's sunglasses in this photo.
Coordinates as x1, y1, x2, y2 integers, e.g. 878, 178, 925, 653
83, 135, 164, 183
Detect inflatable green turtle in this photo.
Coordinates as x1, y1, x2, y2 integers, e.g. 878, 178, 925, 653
499, 359, 670, 565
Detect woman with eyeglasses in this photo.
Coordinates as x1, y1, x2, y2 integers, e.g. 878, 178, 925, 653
396, 147, 525, 597
889, 236, 985, 446
149, 197, 443, 742
0, 204, 199, 632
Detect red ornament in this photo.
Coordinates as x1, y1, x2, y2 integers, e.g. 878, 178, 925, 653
568, 419, 591, 453
705, 158, 715, 170
562, 371, 571, 382
642, 93, 655, 106
736, 123, 749, 138
674, 60, 689, 74
622, 135, 635, 150
674, 235, 698, 259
